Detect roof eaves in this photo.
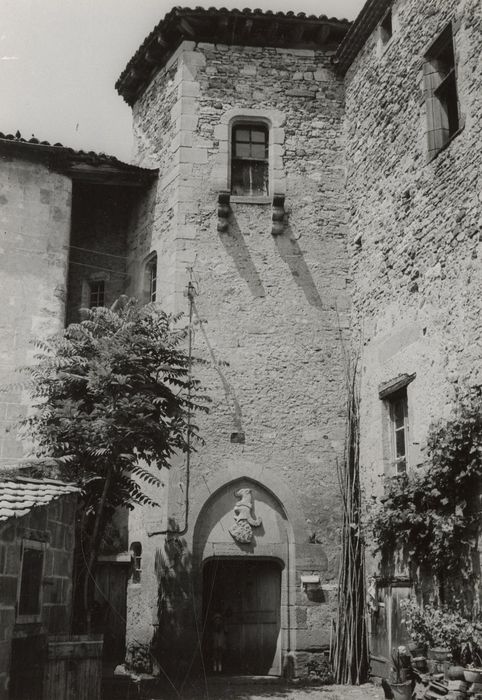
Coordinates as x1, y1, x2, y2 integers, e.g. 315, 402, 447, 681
333, 0, 391, 76
0, 477, 80, 523
0, 132, 158, 185
116, 6, 351, 106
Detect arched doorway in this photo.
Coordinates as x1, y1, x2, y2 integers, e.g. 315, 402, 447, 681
202, 557, 282, 675
192, 476, 295, 676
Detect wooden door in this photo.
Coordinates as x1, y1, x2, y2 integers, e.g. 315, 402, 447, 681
93, 563, 128, 664
369, 581, 411, 678
203, 559, 281, 675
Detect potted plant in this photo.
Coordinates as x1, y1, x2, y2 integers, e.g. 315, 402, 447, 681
389, 647, 413, 700
400, 599, 482, 666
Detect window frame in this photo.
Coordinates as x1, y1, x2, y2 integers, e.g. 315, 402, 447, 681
230, 122, 270, 198
89, 279, 105, 308
387, 388, 409, 474
379, 374, 416, 476
16, 539, 46, 623
379, 8, 393, 48
423, 22, 461, 160
144, 252, 157, 303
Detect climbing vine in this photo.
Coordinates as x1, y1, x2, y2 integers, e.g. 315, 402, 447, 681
369, 391, 482, 602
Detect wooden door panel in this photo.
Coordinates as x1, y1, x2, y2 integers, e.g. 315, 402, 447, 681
203, 559, 281, 675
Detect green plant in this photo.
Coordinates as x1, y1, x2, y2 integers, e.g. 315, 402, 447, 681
400, 599, 482, 664
391, 646, 412, 683
368, 392, 482, 597
306, 655, 334, 684
14, 298, 209, 629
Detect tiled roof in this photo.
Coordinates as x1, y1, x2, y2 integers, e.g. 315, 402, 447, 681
0, 476, 79, 523
0, 132, 158, 184
116, 6, 351, 105
334, 0, 391, 75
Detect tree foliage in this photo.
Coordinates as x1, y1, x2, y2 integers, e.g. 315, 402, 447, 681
369, 392, 482, 601
18, 298, 209, 626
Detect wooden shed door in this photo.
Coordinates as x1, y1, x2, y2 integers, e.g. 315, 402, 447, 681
94, 563, 129, 663
370, 581, 411, 678
203, 559, 281, 675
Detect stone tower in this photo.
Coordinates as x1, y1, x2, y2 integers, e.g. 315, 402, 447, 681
116, 7, 352, 678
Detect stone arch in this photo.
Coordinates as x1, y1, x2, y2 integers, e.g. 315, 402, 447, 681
191, 470, 300, 675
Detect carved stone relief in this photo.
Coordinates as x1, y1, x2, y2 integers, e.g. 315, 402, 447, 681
228, 488, 262, 544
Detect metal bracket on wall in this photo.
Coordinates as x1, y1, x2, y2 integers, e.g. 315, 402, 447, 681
271, 194, 285, 235
217, 191, 231, 232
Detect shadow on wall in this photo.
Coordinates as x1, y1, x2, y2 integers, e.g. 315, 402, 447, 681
275, 220, 323, 310
217, 212, 266, 298
192, 299, 244, 438
217, 209, 323, 309
152, 521, 200, 686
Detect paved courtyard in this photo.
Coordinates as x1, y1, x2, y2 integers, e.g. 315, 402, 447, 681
140, 679, 383, 700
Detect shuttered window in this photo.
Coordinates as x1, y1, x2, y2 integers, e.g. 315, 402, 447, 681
424, 24, 460, 158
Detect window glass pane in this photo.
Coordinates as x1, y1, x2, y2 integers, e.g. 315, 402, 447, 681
251, 144, 267, 159
235, 129, 250, 142
235, 143, 251, 158
396, 458, 407, 474
392, 398, 405, 425
18, 547, 43, 616
395, 428, 406, 458
251, 130, 267, 143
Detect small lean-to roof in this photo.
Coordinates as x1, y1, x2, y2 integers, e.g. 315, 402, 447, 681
0, 476, 79, 523
116, 6, 351, 106
0, 131, 158, 186
334, 0, 391, 76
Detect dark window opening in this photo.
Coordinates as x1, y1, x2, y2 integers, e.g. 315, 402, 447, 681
145, 253, 157, 303
380, 9, 392, 45
231, 124, 269, 196
18, 543, 44, 617
386, 388, 409, 474
130, 542, 142, 584
424, 24, 459, 157
89, 280, 105, 308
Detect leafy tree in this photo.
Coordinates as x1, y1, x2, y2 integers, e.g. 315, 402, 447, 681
18, 297, 209, 629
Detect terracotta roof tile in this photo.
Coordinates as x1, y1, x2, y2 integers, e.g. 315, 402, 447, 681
0, 477, 79, 523
116, 6, 351, 105
0, 131, 158, 183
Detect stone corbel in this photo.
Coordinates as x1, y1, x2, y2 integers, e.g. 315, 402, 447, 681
217, 191, 231, 232
271, 194, 285, 236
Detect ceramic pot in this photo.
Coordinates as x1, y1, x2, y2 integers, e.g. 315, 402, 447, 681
428, 647, 451, 661
408, 641, 426, 657
464, 669, 482, 684
448, 666, 466, 681
390, 680, 413, 700
412, 656, 427, 672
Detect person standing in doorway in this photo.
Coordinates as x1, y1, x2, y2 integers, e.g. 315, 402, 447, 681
211, 611, 227, 673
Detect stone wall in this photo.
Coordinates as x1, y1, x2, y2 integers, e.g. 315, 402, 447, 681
0, 494, 77, 699
344, 0, 482, 535
127, 39, 350, 676
0, 151, 71, 468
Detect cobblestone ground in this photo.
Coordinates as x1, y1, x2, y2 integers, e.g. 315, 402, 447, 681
143, 679, 383, 700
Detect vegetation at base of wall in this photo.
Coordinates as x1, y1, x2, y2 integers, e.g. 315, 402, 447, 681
13, 297, 210, 631
306, 655, 335, 684
369, 391, 482, 605
400, 599, 482, 665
